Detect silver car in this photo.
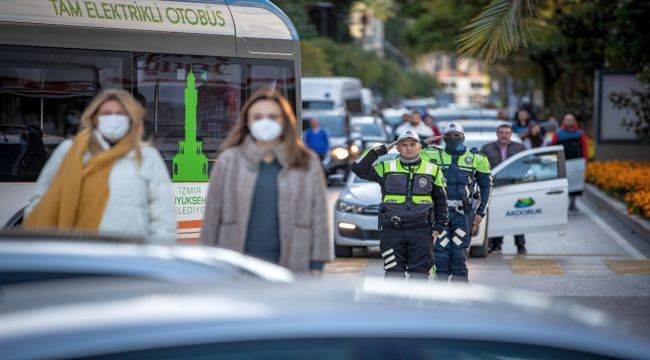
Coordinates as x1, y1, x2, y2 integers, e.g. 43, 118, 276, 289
0, 278, 647, 359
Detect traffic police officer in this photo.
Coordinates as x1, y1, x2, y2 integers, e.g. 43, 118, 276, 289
421, 122, 492, 282
351, 130, 448, 279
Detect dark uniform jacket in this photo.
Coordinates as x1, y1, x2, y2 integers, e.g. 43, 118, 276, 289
351, 145, 448, 233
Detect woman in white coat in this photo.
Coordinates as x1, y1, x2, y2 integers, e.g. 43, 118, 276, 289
24, 89, 175, 243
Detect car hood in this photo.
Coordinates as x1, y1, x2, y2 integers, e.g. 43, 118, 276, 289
340, 182, 381, 206
329, 137, 347, 148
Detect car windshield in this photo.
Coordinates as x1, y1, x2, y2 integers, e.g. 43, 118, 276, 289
351, 122, 382, 137
304, 115, 346, 137
458, 126, 501, 133
383, 115, 404, 127
303, 100, 335, 110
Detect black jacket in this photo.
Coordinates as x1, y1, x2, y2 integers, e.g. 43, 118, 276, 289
480, 141, 526, 169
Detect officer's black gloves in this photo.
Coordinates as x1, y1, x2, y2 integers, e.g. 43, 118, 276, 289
374, 144, 388, 156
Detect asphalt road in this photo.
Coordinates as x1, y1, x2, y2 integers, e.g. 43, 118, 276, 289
324, 187, 650, 337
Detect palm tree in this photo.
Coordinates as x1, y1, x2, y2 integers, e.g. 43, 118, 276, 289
458, 0, 542, 63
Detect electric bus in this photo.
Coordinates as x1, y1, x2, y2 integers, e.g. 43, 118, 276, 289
0, 0, 301, 243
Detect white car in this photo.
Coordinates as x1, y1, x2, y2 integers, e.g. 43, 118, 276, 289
334, 146, 568, 258
429, 107, 500, 121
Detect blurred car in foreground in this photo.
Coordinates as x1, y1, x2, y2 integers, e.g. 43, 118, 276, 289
334, 146, 568, 257
0, 277, 647, 359
0, 231, 293, 285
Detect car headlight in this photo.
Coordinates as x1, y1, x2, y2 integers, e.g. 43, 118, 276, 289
336, 200, 365, 214
349, 143, 360, 155
331, 147, 349, 160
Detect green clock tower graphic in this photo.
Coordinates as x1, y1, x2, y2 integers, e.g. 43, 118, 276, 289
172, 72, 209, 182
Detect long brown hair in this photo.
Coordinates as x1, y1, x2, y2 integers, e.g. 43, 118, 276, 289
221, 87, 310, 168
80, 89, 145, 162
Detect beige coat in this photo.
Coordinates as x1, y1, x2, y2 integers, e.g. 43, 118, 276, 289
200, 136, 333, 271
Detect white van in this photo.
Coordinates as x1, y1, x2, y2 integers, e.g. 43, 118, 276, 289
302, 77, 363, 114
360, 88, 375, 115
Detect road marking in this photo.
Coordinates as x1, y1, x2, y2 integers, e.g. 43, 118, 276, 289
510, 259, 564, 275
606, 260, 650, 275
577, 200, 646, 260
324, 258, 369, 274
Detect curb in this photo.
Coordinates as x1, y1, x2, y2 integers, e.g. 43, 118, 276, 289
583, 183, 650, 242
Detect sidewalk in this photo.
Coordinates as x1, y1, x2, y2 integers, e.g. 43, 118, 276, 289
583, 183, 650, 242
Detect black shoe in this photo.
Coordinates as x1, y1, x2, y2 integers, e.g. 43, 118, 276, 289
517, 244, 528, 255
488, 244, 502, 254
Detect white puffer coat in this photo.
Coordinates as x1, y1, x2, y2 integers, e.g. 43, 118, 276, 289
25, 137, 176, 243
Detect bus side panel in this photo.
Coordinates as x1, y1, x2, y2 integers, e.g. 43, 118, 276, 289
0, 183, 34, 228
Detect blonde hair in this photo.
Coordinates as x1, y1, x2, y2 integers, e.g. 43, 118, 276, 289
80, 89, 145, 162
221, 87, 310, 168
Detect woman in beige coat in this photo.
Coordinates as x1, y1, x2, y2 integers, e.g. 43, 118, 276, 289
200, 88, 332, 272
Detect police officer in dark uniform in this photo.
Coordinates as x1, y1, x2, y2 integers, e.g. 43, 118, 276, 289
421, 122, 492, 282
351, 130, 448, 279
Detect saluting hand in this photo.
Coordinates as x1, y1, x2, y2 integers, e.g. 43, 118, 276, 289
385, 140, 399, 152
423, 135, 444, 145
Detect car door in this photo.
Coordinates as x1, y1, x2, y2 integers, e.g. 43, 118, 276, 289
488, 146, 568, 237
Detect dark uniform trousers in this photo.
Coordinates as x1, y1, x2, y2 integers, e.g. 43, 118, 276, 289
434, 209, 471, 282
380, 225, 433, 280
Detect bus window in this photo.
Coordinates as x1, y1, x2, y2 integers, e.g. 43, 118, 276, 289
0, 46, 129, 181
248, 63, 296, 113
134, 53, 242, 173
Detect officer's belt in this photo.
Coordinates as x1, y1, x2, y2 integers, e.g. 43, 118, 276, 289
380, 203, 432, 228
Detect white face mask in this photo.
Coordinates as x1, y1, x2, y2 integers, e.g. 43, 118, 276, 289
97, 114, 130, 142
249, 118, 282, 142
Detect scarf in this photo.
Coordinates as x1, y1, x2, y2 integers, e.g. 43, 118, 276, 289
24, 129, 134, 232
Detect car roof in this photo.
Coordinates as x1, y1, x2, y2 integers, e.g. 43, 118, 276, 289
0, 233, 293, 283
302, 109, 347, 118
381, 108, 408, 116
0, 278, 647, 360
437, 119, 509, 127
350, 116, 379, 124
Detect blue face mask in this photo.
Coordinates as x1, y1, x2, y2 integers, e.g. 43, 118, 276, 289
445, 137, 465, 151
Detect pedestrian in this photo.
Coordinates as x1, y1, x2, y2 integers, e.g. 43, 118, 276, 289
23, 89, 175, 242
541, 116, 559, 145
423, 114, 442, 145
512, 108, 537, 138
351, 130, 448, 280
200, 88, 332, 272
480, 124, 528, 254
421, 122, 492, 282
550, 113, 589, 210
522, 123, 547, 149
396, 110, 434, 138
303, 117, 330, 161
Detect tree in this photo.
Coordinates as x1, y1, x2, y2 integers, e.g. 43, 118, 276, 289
300, 40, 332, 76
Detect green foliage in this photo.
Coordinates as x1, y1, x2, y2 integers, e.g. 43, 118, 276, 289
273, 0, 318, 39
302, 37, 437, 102
300, 41, 332, 76
458, 0, 541, 63
400, 0, 485, 55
